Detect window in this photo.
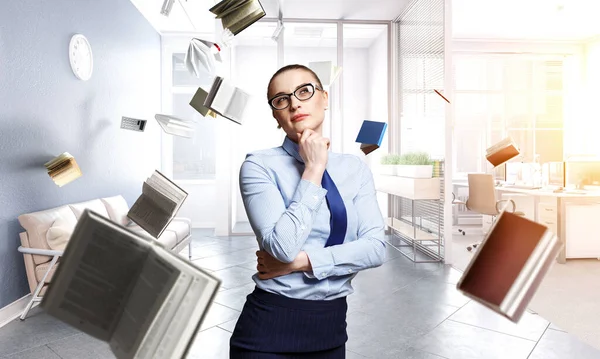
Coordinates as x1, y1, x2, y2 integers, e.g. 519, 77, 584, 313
453, 54, 565, 176
169, 52, 217, 180
343, 23, 389, 158
283, 22, 338, 145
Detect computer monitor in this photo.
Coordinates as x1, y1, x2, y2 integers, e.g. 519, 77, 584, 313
547, 162, 565, 188
505, 162, 522, 184
566, 161, 600, 189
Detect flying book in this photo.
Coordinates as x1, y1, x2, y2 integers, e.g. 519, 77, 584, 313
209, 0, 266, 36
308, 61, 342, 87
355, 120, 387, 155
203, 76, 250, 125
44, 152, 82, 187
154, 114, 195, 138
41, 209, 221, 359
486, 137, 521, 167
189, 87, 217, 118
456, 211, 563, 323
185, 38, 222, 78
128, 170, 188, 238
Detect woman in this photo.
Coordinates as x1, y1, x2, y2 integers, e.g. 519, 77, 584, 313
230, 64, 387, 358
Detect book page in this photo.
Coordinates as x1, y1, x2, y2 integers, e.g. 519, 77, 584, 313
147, 176, 178, 204
147, 249, 221, 359
223, 1, 265, 35
127, 193, 171, 238
224, 88, 250, 124
44, 152, 72, 169
149, 171, 187, 209
210, 79, 237, 115
48, 158, 74, 176
212, 0, 251, 19
109, 247, 183, 359
209, 0, 245, 15
134, 269, 195, 358
40, 211, 151, 342
142, 181, 177, 216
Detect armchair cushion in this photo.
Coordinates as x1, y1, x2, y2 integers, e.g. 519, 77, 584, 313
18, 205, 78, 265
127, 224, 178, 249
69, 199, 110, 220
46, 218, 75, 250
101, 195, 130, 226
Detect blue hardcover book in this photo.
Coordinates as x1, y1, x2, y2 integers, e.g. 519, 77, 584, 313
355, 120, 387, 154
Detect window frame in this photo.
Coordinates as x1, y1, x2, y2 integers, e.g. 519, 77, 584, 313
161, 34, 219, 185
451, 52, 571, 178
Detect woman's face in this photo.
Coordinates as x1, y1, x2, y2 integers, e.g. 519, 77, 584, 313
267, 69, 328, 141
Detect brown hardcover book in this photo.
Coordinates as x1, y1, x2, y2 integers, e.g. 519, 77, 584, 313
456, 211, 563, 323
486, 137, 521, 167
360, 143, 379, 155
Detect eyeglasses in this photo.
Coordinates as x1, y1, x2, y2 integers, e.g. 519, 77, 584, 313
268, 83, 323, 110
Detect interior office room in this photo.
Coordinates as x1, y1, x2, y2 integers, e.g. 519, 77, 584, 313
1, 0, 600, 358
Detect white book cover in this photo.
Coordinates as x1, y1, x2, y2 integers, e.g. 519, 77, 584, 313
154, 114, 195, 138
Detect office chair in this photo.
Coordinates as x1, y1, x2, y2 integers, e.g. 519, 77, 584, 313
464, 173, 525, 251
452, 192, 467, 235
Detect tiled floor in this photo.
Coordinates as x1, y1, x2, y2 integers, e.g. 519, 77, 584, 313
450, 224, 600, 350
1, 229, 599, 359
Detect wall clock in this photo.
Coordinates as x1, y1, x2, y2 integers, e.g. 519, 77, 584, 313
69, 34, 93, 81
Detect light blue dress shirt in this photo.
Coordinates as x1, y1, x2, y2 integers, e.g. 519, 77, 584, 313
239, 136, 387, 300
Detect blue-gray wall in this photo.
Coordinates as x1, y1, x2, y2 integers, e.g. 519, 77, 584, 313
0, 0, 162, 308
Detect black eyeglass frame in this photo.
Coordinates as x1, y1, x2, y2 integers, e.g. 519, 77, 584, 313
268, 83, 323, 110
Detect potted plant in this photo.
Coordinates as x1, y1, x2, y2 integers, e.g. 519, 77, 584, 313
380, 154, 400, 175
396, 151, 434, 178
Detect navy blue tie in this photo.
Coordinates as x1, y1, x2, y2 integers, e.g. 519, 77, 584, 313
321, 170, 347, 247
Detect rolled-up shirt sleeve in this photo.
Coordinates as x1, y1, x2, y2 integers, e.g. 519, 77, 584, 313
240, 155, 328, 263
303, 160, 386, 279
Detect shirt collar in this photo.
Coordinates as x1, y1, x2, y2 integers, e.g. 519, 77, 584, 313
281, 135, 304, 163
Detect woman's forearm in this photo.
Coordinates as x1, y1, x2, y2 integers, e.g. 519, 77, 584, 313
301, 166, 325, 187
293, 251, 313, 272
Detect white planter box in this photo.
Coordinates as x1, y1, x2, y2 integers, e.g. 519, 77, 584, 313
396, 165, 433, 178
374, 175, 441, 200
379, 165, 396, 176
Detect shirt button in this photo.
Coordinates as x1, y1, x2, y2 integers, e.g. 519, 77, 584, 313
301, 225, 306, 230
348, 269, 352, 273
321, 272, 326, 277
313, 195, 318, 200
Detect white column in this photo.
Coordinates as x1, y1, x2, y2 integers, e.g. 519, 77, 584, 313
444, 0, 455, 265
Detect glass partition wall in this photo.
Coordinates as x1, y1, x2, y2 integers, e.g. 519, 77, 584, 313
228, 19, 390, 235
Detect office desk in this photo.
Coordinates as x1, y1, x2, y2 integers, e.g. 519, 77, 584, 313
453, 182, 600, 264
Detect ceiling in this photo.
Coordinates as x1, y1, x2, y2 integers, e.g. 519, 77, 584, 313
232, 22, 387, 48
133, 0, 600, 44
453, 0, 600, 41
258, 0, 411, 21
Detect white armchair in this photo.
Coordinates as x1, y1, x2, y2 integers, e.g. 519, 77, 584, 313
17, 245, 62, 320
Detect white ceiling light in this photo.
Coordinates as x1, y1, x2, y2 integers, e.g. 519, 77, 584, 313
293, 26, 324, 38
161, 0, 176, 16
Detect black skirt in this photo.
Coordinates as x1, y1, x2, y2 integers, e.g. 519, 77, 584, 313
229, 286, 348, 358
